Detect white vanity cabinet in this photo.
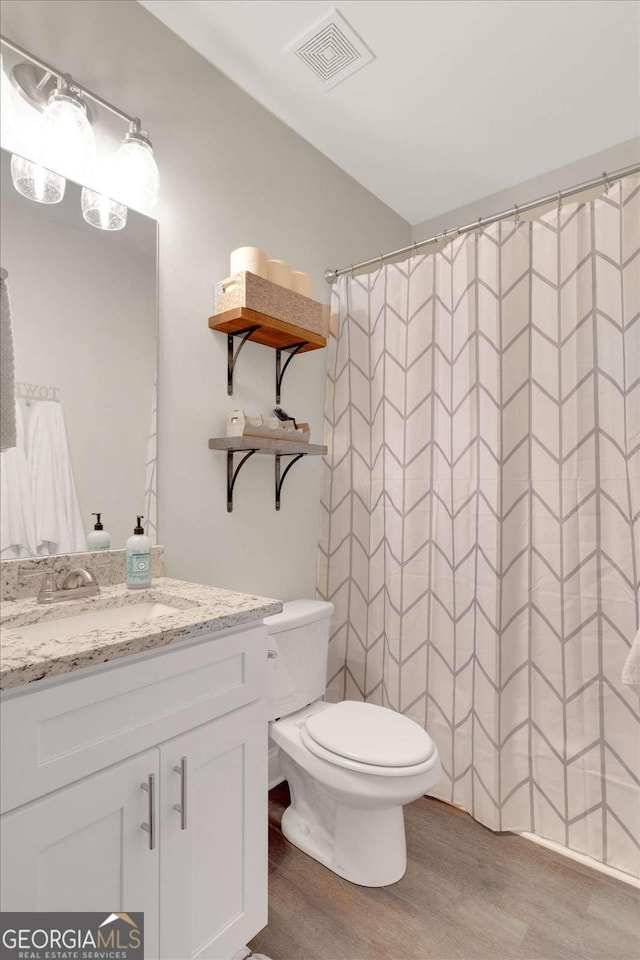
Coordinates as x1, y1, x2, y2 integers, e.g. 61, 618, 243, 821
0, 622, 269, 960
159, 704, 267, 959
1, 750, 162, 958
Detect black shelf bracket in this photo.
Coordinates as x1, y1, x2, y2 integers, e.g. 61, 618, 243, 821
226, 448, 257, 512
275, 341, 308, 405
275, 452, 306, 511
227, 325, 261, 396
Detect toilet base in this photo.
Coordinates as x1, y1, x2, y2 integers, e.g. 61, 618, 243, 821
281, 802, 407, 887
280, 753, 407, 887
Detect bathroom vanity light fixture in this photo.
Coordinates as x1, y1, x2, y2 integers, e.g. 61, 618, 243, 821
106, 120, 160, 211
0, 33, 160, 226
39, 76, 95, 183
11, 152, 65, 204
81, 186, 127, 231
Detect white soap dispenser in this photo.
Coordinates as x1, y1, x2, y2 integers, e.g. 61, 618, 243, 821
126, 515, 152, 589
86, 512, 111, 551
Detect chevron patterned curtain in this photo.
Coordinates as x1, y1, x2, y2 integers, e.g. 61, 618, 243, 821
317, 176, 640, 878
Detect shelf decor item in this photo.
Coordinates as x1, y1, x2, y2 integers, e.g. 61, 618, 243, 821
230, 246, 267, 278
214, 271, 329, 339
266, 259, 292, 289
291, 271, 313, 297
227, 410, 311, 444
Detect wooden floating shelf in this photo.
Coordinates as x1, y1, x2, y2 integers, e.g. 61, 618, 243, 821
209, 437, 327, 512
209, 308, 326, 352
209, 307, 327, 403
209, 437, 327, 456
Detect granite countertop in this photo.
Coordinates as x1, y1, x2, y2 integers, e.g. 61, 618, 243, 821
0, 577, 282, 692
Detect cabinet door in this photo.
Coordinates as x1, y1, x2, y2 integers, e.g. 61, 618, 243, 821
0, 750, 160, 959
159, 703, 267, 960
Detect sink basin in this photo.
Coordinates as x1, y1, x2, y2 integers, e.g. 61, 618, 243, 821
5, 602, 180, 643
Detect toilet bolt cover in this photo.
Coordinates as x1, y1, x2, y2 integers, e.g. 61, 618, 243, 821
304, 700, 435, 767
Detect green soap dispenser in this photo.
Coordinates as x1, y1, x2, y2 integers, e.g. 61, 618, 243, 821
126, 515, 152, 589
87, 513, 111, 551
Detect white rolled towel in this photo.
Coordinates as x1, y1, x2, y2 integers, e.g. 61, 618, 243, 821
622, 629, 640, 695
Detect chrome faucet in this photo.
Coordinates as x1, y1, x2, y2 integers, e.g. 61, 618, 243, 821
37, 568, 100, 604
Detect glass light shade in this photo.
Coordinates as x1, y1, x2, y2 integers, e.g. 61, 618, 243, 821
81, 187, 127, 231
107, 137, 159, 210
39, 92, 96, 182
11, 152, 65, 203
1, 55, 15, 136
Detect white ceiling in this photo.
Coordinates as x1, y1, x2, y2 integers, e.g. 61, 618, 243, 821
139, 0, 640, 225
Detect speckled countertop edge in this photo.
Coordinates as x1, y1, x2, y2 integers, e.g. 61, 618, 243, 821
0, 577, 282, 692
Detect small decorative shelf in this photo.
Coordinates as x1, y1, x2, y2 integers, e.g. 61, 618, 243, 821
209, 307, 327, 404
209, 436, 327, 513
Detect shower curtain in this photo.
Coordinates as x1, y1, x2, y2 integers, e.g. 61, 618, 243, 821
317, 176, 640, 878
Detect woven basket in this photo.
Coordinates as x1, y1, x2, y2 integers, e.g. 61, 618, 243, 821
215, 271, 329, 338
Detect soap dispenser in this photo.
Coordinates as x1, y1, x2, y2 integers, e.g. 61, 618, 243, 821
87, 513, 111, 551
126, 515, 152, 589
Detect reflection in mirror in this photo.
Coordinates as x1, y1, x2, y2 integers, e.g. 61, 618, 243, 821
0, 149, 158, 558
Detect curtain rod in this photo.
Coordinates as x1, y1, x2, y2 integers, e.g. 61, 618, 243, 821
324, 162, 640, 283
0, 33, 136, 125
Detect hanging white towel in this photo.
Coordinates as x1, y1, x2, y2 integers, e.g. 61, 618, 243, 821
622, 629, 640, 695
0, 401, 37, 558
27, 400, 86, 555
0, 270, 17, 452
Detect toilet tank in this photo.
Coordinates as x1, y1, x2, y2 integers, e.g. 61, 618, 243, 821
264, 600, 334, 721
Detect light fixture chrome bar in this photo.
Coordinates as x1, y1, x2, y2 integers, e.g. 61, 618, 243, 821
0, 32, 136, 124
324, 162, 640, 282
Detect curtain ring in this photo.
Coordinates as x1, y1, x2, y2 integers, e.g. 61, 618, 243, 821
379, 254, 384, 270
513, 204, 520, 227
350, 264, 354, 278
556, 191, 562, 213
602, 171, 611, 193
413, 242, 419, 259
477, 217, 484, 236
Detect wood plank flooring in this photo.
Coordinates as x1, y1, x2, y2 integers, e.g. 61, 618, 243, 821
249, 784, 640, 960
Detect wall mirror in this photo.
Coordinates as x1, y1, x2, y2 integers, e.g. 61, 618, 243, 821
0, 148, 158, 558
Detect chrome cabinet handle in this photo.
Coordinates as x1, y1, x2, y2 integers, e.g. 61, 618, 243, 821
140, 773, 156, 850
173, 757, 188, 830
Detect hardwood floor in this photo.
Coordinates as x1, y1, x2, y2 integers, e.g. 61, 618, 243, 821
249, 784, 640, 960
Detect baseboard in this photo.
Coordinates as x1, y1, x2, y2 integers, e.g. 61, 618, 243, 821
518, 831, 640, 888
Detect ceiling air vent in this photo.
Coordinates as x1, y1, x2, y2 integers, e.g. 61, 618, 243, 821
289, 9, 375, 90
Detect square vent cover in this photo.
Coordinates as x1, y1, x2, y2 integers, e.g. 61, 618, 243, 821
288, 8, 375, 90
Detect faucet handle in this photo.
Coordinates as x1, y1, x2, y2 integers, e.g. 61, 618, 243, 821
37, 572, 59, 605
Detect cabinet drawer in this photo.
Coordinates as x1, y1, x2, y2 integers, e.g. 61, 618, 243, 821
1, 625, 267, 813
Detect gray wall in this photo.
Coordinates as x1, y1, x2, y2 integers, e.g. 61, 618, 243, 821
412, 139, 640, 241
0, 0, 411, 600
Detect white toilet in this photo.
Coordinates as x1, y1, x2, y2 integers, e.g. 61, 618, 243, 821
265, 599, 441, 887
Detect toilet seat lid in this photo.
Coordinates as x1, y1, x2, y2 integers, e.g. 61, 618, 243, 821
304, 701, 435, 767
